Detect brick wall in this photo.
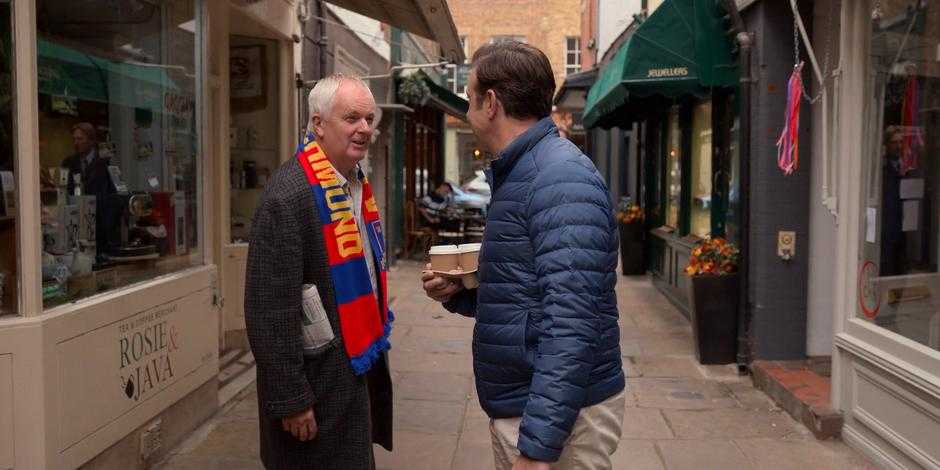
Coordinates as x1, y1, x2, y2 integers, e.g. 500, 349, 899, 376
448, 0, 582, 90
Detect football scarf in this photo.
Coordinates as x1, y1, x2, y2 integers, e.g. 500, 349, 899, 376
296, 133, 392, 375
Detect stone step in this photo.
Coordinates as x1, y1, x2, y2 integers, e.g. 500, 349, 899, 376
751, 359, 843, 440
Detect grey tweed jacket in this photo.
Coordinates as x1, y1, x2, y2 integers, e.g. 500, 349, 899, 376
245, 157, 393, 470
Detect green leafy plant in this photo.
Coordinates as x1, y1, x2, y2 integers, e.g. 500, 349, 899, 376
398, 73, 430, 106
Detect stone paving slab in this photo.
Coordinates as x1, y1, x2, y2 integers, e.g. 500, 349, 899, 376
630, 378, 739, 410
733, 438, 878, 470
157, 262, 872, 470
637, 333, 695, 357
452, 438, 496, 470
610, 440, 666, 470
634, 356, 703, 379
661, 408, 797, 440
391, 370, 473, 403
393, 399, 466, 436
620, 408, 675, 439
656, 439, 752, 470
374, 430, 458, 470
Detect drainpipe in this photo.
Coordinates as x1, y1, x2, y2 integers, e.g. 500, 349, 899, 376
720, 0, 753, 374
316, 0, 327, 78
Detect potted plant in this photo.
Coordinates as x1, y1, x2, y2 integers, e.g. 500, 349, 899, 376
685, 237, 740, 364
397, 73, 431, 107
616, 199, 645, 275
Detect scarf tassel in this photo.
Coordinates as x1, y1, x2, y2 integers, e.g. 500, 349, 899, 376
349, 310, 395, 375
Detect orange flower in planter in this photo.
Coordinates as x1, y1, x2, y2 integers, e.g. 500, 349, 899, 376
616, 200, 645, 225
685, 236, 740, 276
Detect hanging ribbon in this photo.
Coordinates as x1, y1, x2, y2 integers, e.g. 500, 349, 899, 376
899, 73, 923, 175
777, 62, 804, 175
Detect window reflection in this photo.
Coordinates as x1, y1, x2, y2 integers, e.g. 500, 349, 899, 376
36, 0, 200, 308
861, 1, 940, 352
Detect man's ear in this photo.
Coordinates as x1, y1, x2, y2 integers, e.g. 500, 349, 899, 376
485, 89, 499, 119
311, 114, 325, 138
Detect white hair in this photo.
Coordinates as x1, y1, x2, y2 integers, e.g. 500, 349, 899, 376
307, 74, 371, 131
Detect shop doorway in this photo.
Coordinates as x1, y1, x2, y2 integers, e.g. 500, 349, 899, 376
219, 10, 285, 355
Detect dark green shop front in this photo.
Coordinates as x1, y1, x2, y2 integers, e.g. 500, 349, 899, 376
584, 0, 739, 316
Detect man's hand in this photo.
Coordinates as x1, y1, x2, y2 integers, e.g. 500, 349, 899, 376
421, 264, 463, 303
512, 455, 550, 470
281, 408, 317, 442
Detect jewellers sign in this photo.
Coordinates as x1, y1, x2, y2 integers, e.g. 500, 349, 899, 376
647, 67, 690, 78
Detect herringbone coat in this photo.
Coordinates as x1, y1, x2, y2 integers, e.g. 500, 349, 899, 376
245, 157, 393, 470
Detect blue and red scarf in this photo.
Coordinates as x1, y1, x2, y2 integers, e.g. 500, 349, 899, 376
296, 133, 392, 375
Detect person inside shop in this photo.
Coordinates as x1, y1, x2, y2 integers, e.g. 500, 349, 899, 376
417, 180, 454, 227
244, 74, 392, 469
61, 122, 114, 261
881, 125, 909, 276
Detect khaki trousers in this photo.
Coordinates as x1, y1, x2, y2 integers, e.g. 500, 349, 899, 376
489, 391, 626, 470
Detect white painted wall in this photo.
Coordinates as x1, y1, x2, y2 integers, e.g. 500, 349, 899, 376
597, 0, 643, 60
445, 127, 459, 184
806, 0, 840, 356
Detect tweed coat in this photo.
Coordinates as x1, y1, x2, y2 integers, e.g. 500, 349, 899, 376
245, 157, 393, 470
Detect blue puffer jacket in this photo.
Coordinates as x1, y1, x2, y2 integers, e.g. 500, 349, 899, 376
444, 118, 624, 462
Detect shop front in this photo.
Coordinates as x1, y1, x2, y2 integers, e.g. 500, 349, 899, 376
0, 1, 300, 468
583, 0, 738, 315
834, 1, 940, 466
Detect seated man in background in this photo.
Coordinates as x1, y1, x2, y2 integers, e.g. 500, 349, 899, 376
418, 181, 456, 230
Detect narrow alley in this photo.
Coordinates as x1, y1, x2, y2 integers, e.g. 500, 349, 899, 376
156, 262, 873, 470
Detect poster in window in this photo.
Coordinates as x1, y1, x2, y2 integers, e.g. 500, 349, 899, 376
230, 45, 267, 111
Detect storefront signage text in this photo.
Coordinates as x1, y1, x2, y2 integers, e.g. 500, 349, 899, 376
647, 67, 689, 78
118, 303, 181, 401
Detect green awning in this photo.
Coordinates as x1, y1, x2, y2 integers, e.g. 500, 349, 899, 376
37, 38, 177, 109
583, 0, 738, 128
37, 38, 110, 103
419, 71, 468, 120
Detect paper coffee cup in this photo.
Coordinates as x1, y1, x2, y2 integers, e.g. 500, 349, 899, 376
429, 245, 461, 272
457, 243, 482, 272
461, 272, 479, 289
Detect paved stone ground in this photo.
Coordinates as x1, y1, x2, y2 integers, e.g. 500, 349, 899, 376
157, 261, 875, 470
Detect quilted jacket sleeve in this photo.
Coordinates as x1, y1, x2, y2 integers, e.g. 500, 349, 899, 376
245, 194, 315, 418
516, 158, 614, 462
442, 287, 478, 317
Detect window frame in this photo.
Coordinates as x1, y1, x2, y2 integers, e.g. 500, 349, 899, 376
833, 0, 940, 380
565, 36, 581, 75
9, 0, 213, 316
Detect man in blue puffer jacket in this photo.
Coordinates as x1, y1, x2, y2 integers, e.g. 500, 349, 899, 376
422, 42, 625, 470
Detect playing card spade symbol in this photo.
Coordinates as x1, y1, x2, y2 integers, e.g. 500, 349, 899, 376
124, 376, 136, 400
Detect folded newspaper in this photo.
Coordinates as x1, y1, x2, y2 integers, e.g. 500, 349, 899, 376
301, 283, 335, 351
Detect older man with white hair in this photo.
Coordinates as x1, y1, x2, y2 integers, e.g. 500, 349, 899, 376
245, 74, 393, 469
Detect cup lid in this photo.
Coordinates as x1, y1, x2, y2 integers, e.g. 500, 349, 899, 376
429, 245, 460, 255
458, 243, 482, 252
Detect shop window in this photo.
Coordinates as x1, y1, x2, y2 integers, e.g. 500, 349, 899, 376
35, 0, 200, 309
858, 1, 940, 352
230, 37, 280, 243
690, 100, 712, 239
664, 108, 681, 230
0, 1, 15, 315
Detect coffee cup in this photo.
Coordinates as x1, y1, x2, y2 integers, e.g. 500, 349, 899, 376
461, 272, 479, 289
457, 243, 482, 272
429, 245, 461, 273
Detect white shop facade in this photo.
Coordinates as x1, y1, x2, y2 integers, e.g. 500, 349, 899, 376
0, 0, 302, 468
826, 0, 940, 467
